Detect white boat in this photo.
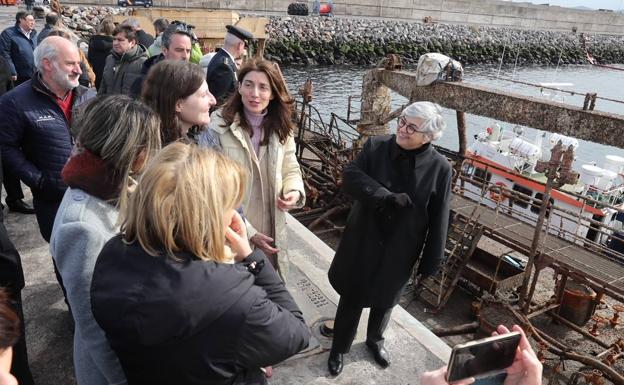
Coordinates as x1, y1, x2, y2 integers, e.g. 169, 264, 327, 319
460, 124, 624, 247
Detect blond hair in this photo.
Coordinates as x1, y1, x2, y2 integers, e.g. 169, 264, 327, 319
121, 143, 247, 262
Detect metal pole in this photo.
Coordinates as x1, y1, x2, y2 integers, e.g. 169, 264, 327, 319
518, 164, 556, 312
456, 110, 467, 156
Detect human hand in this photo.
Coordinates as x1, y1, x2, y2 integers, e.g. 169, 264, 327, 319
421, 366, 474, 385
277, 190, 301, 211
384, 192, 414, 209
10, 76, 16, 82
225, 210, 252, 262
250, 232, 279, 255
499, 325, 542, 385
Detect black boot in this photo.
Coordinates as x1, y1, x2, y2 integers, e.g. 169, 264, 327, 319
366, 340, 390, 368
327, 350, 343, 376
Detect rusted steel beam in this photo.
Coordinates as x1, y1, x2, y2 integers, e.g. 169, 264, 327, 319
373, 69, 624, 148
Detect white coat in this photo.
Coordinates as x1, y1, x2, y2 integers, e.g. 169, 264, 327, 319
208, 111, 305, 279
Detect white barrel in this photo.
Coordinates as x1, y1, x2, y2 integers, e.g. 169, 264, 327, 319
580, 164, 604, 187
509, 137, 541, 158
597, 170, 618, 190
549, 133, 579, 150
603, 155, 624, 173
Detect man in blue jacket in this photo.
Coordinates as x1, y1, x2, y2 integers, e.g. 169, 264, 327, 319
0, 11, 37, 85
0, 36, 94, 304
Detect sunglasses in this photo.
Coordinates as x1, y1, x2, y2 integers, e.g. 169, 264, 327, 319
397, 116, 426, 135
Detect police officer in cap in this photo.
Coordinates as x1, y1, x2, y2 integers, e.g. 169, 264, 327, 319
206, 24, 254, 104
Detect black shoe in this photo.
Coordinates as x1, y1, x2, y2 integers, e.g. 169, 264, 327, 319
6, 199, 35, 214
366, 340, 390, 368
327, 351, 343, 376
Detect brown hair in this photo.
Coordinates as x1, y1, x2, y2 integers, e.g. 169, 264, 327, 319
221, 58, 295, 145
97, 18, 115, 36
0, 290, 19, 350
141, 61, 206, 145
121, 143, 247, 263
112, 25, 137, 43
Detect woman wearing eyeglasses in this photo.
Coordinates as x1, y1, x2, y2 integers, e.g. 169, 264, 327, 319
326, 101, 452, 376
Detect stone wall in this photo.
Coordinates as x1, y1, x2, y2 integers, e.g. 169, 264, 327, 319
263, 16, 624, 66
65, 0, 624, 35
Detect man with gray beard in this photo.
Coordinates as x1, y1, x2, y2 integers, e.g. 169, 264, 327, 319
0, 36, 94, 304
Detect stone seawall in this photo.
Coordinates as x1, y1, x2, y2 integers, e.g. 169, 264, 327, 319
263, 16, 624, 66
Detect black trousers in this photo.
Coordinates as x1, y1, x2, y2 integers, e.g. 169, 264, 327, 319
2, 167, 24, 204
330, 295, 393, 354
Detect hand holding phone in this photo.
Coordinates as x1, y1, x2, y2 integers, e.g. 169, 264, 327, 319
422, 325, 542, 385
446, 331, 522, 383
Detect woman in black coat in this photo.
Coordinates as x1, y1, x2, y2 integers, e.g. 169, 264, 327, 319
90, 143, 310, 385
327, 102, 452, 376
88, 19, 114, 90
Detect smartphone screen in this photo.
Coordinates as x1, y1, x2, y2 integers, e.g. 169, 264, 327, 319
446, 332, 521, 382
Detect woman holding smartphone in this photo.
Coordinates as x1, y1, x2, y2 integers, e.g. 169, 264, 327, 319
90, 143, 310, 385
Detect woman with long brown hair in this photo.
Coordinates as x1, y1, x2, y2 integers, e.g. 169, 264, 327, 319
202, 58, 305, 279
142, 60, 216, 145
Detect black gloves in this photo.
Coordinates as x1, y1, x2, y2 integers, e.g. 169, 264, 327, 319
383, 192, 414, 209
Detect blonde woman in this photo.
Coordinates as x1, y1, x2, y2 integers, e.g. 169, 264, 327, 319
50, 95, 161, 385
90, 143, 310, 385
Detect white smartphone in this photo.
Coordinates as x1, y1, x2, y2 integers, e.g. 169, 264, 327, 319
446, 331, 521, 383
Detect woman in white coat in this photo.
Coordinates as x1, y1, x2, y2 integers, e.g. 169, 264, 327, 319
203, 58, 305, 280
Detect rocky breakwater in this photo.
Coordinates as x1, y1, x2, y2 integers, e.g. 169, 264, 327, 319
264, 16, 624, 66
59, 6, 130, 38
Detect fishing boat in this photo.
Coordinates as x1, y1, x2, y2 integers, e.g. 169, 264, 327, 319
461, 123, 624, 248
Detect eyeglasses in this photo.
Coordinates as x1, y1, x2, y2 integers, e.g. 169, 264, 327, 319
397, 116, 425, 135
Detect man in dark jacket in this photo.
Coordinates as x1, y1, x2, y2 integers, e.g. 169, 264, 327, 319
326, 102, 452, 376
99, 24, 147, 96
0, 37, 94, 306
206, 24, 253, 104
0, 11, 37, 85
129, 23, 193, 97
36, 12, 59, 44
0, 54, 33, 214
0, 149, 35, 385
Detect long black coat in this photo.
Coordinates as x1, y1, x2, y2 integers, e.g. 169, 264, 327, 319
328, 135, 452, 308
206, 48, 237, 104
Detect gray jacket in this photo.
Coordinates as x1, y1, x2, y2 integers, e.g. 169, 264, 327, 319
98, 45, 147, 96
50, 189, 127, 385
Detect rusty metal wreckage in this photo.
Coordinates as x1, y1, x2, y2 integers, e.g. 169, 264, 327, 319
291, 55, 624, 384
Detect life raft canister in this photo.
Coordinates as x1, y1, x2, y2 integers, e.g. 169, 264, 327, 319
489, 181, 508, 203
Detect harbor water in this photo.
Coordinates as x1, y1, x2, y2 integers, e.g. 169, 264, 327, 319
282, 64, 624, 168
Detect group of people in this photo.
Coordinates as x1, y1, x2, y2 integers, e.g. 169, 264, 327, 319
0, 6, 546, 385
